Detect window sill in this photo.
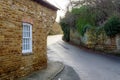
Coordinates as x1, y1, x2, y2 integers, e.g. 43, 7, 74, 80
22, 52, 33, 56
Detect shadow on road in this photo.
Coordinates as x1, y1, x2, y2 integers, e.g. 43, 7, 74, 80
53, 65, 81, 80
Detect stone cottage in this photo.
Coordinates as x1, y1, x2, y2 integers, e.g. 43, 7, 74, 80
0, 0, 58, 79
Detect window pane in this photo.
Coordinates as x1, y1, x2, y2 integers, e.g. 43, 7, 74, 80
25, 38, 26, 44
27, 26, 30, 31
24, 25, 27, 31
23, 39, 25, 44
27, 32, 30, 37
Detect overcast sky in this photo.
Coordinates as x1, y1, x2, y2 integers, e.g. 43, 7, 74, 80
47, 0, 70, 22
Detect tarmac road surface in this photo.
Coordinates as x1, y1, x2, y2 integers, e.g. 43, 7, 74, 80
47, 35, 120, 80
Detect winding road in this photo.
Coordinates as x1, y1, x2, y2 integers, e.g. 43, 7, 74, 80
47, 35, 120, 80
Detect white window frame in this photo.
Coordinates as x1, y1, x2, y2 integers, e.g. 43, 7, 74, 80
22, 23, 32, 54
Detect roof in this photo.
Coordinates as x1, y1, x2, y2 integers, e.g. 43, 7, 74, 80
33, 0, 58, 11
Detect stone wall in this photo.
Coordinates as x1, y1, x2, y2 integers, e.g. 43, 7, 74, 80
70, 28, 117, 51
70, 29, 81, 45
0, 0, 56, 79
116, 34, 120, 51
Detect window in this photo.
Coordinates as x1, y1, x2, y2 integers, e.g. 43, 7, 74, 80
22, 23, 32, 53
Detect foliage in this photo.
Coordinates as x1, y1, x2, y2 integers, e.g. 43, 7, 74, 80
60, 0, 120, 45
70, 0, 120, 25
60, 22, 70, 42
81, 24, 93, 36
96, 26, 104, 35
72, 6, 96, 36
60, 0, 120, 52
104, 16, 120, 37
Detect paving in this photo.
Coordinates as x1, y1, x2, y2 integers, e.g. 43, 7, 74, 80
19, 61, 64, 80
47, 35, 120, 80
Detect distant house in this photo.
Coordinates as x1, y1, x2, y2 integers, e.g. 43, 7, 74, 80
0, 0, 58, 79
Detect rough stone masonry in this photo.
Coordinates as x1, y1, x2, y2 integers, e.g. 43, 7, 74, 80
0, 0, 57, 79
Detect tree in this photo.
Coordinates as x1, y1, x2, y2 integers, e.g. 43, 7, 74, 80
60, 0, 120, 43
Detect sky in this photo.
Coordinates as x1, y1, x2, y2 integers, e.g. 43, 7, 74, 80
47, 0, 70, 22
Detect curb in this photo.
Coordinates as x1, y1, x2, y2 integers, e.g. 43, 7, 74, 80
47, 61, 65, 80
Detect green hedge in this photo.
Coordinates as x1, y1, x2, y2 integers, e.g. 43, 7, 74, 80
60, 22, 70, 42
104, 16, 120, 37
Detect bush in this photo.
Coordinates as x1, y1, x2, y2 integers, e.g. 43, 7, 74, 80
60, 22, 70, 42
104, 16, 120, 37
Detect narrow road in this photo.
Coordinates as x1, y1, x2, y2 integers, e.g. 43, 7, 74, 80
47, 35, 120, 80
